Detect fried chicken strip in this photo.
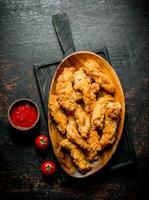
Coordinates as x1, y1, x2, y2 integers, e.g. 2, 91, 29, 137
56, 68, 82, 112
87, 130, 101, 151
74, 105, 90, 138
91, 95, 114, 130
85, 130, 101, 162
73, 68, 91, 91
83, 59, 100, 75
66, 116, 90, 150
83, 83, 100, 113
98, 102, 121, 150
106, 102, 121, 120
83, 59, 115, 93
73, 68, 100, 112
48, 95, 67, 134
60, 139, 92, 173
93, 72, 115, 93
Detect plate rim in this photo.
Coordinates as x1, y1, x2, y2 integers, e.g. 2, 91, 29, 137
48, 50, 125, 178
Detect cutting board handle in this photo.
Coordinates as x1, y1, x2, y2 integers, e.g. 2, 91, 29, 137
52, 13, 75, 56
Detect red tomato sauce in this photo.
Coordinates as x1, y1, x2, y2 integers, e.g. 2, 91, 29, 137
10, 103, 38, 128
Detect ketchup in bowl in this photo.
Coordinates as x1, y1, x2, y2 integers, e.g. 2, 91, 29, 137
8, 98, 40, 131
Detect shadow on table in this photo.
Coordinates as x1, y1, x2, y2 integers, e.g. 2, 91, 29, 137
8, 121, 40, 147
59, 162, 138, 191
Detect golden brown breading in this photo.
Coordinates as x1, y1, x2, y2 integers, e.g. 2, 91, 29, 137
98, 117, 117, 150
98, 101, 121, 150
57, 82, 82, 112
85, 130, 101, 162
83, 83, 100, 113
60, 139, 92, 173
85, 149, 99, 162
73, 67, 100, 113
66, 116, 90, 150
87, 130, 101, 151
74, 105, 90, 138
91, 95, 114, 130
106, 102, 121, 119
73, 68, 92, 91
83, 59, 115, 93
56, 67, 82, 112
48, 94, 60, 113
91, 72, 115, 93
91, 101, 105, 130
58, 67, 75, 82
48, 95, 67, 134
83, 59, 100, 75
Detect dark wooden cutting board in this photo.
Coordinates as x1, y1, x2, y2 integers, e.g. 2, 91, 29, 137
33, 13, 136, 182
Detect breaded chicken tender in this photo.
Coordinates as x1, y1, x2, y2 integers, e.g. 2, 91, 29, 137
106, 102, 121, 119
74, 105, 90, 138
85, 150, 99, 162
60, 139, 92, 173
73, 68, 100, 112
87, 130, 101, 151
66, 116, 90, 150
73, 68, 92, 91
98, 101, 121, 150
48, 95, 67, 134
58, 67, 74, 82
85, 130, 101, 162
83, 59, 115, 93
83, 83, 100, 113
98, 118, 117, 150
56, 68, 82, 112
91, 72, 115, 93
83, 59, 100, 74
91, 95, 114, 130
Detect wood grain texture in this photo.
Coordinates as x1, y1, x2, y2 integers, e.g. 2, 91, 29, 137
48, 51, 125, 178
52, 13, 75, 55
0, 0, 149, 199
34, 48, 136, 178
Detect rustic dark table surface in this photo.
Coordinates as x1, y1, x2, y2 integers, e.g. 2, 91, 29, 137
0, 0, 149, 199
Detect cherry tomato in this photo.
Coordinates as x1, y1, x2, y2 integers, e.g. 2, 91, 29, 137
35, 134, 49, 150
41, 161, 56, 176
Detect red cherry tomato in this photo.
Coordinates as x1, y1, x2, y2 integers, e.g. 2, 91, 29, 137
41, 161, 56, 176
35, 134, 49, 150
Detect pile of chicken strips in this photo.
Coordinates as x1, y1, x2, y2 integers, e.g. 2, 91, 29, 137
48, 59, 121, 174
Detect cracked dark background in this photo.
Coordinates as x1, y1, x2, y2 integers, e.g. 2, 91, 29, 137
0, 0, 149, 199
